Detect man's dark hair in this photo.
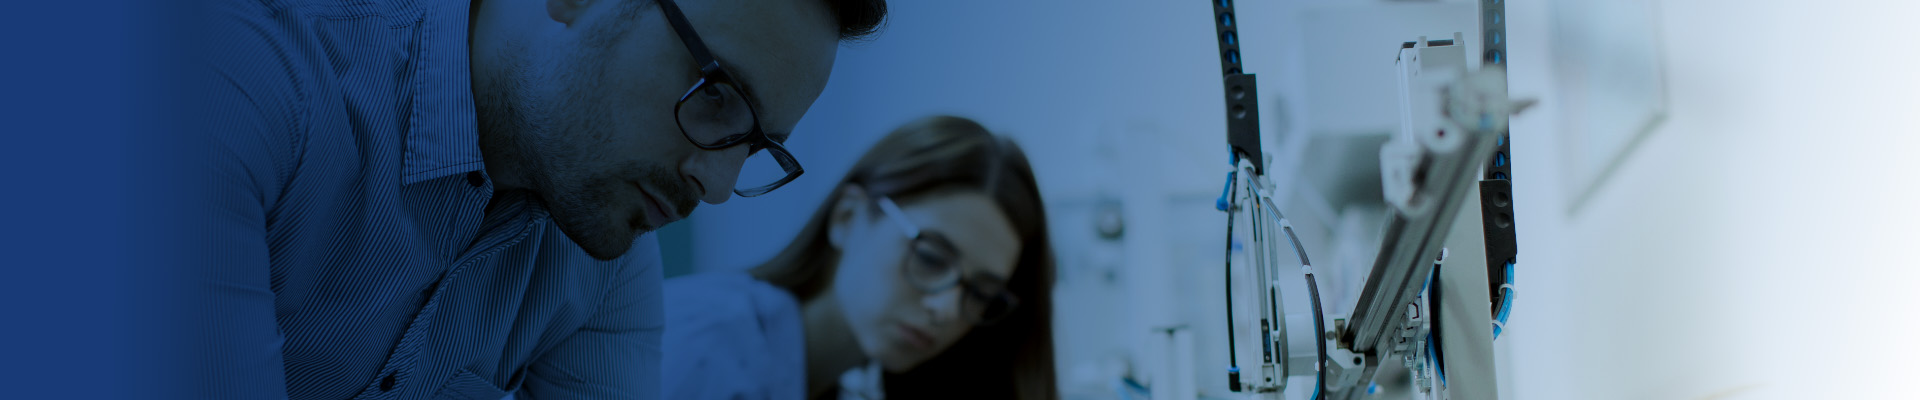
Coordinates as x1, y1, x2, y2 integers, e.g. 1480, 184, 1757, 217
824, 0, 887, 41
620, 0, 886, 42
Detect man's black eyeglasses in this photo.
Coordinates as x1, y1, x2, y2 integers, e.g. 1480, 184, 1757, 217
655, 0, 803, 197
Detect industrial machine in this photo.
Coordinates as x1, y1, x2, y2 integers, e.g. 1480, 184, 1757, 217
1208, 0, 1527, 398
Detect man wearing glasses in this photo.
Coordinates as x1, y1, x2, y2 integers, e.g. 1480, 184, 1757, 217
197, 0, 883, 398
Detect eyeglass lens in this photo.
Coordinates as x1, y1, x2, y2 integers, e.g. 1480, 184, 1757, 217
676, 80, 792, 194
903, 236, 1015, 323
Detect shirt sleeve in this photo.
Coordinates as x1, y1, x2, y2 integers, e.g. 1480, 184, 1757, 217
191, 1, 310, 398
516, 234, 665, 400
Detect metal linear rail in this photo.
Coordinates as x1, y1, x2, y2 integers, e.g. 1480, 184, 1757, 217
1328, 37, 1510, 400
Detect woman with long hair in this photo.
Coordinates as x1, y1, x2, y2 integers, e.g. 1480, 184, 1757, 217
662, 115, 1057, 400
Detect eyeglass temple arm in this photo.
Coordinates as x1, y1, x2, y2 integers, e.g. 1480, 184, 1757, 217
653, 0, 721, 71
874, 197, 920, 238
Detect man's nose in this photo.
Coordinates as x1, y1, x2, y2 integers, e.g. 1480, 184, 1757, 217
683, 145, 749, 205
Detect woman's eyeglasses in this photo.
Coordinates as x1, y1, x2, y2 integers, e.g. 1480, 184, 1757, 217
875, 196, 1021, 325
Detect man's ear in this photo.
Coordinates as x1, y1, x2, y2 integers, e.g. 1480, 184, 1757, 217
547, 0, 595, 25
827, 185, 871, 251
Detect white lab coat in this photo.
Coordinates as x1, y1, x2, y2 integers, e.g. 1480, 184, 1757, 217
661, 272, 808, 400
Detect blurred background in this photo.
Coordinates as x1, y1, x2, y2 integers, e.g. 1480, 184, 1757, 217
655, 0, 1920, 399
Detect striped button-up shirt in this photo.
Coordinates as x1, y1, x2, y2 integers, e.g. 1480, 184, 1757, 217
200, 0, 661, 398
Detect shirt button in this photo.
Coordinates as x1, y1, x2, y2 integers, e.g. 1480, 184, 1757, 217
380, 374, 397, 391
466, 171, 486, 188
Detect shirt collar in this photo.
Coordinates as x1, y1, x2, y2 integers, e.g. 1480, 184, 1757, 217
401, 0, 485, 185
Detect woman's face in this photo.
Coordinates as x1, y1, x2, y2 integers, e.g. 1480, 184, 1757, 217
829, 188, 1022, 372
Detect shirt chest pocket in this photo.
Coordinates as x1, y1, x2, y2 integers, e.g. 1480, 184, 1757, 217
431, 369, 509, 400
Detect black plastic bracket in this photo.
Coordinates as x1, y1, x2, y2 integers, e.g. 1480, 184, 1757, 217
1477, 179, 1514, 314
1214, 0, 1263, 175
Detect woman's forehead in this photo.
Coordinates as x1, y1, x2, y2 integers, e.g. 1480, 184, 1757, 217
895, 190, 1022, 278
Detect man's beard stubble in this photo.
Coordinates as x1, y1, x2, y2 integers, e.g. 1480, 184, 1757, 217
474, 41, 699, 261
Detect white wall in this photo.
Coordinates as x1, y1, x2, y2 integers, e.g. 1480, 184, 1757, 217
1504, 0, 1920, 399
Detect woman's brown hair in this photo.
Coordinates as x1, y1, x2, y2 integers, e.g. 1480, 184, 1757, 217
750, 115, 1057, 400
